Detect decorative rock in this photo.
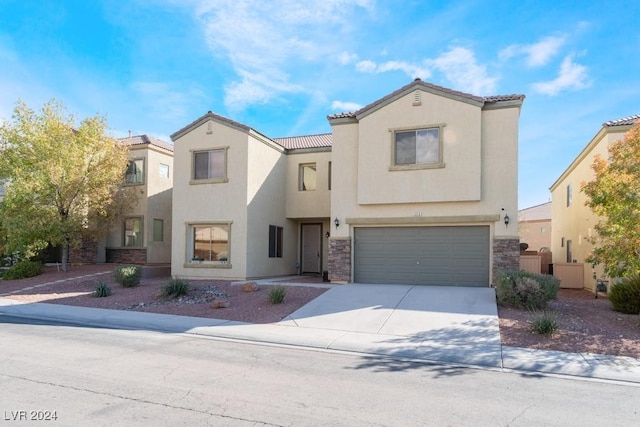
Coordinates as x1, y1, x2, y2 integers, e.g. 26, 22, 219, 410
211, 299, 230, 309
242, 282, 259, 292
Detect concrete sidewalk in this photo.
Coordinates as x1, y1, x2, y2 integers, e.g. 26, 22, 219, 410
2, 284, 640, 385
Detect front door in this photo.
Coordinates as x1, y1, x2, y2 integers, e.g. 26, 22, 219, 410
301, 223, 322, 274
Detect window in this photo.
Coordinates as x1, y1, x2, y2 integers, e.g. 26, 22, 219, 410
391, 126, 443, 169
153, 219, 164, 242
192, 224, 230, 263
159, 163, 170, 179
269, 225, 283, 258
566, 239, 573, 263
328, 161, 332, 191
124, 217, 143, 247
193, 148, 228, 182
299, 163, 317, 191
540, 226, 547, 233
125, 159, 144, 184
567, 183, 573, 207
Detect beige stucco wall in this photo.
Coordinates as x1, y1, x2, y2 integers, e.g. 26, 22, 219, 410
519, 219, 551, 252
245, 133, 297, 278
550, 127, 629, 290
357, 92, 482, 204
103, 145, 173, 263
171, 119, 250, 279
329, 89, 521, 282
285, 150, 331, 219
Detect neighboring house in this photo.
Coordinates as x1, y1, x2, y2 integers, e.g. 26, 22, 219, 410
171, 79, 524, 286
101, 135, 174, 264
518, 202, 551, 252
549, 114, 639, 291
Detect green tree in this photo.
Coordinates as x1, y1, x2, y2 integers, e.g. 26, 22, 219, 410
0, 100, 136, 271
582, 122, 640, 278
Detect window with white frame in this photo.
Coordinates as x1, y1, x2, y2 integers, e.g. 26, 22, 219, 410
159, 163, 170, 179
191, 223, 230, 263
299, 163, 317, 191
193, 148, 228, 182
391, 126, 444, 170
268, 225, 283, 258
125, 159, 144, 184
124, 217, 143, 247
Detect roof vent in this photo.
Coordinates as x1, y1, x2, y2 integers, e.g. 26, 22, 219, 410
412, 90, 422, 106
206, 121, 213, 134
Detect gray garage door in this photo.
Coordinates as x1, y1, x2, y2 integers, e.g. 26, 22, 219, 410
354, 226, 489, 286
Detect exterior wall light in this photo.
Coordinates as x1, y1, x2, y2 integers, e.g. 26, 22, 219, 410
504, 214, 510, 227
334, 217, 340, 228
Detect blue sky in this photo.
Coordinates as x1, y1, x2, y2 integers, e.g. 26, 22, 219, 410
1, 0, 638, 209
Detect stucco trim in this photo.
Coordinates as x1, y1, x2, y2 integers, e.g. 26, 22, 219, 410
481, 99, 524, 110
345, 215, 500, 225
287, 147, 332, 155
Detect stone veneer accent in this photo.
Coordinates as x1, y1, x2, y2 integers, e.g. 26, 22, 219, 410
493, 237, 520, 275
69, 240, 98, 264
328, 237, 351, 283
106, 248, 147, 264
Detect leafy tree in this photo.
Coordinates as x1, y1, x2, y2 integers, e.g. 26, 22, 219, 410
0, 100, 136, 272
582, 122, 640, 278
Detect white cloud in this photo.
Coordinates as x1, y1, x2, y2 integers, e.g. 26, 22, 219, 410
193, 0, 373, 111
500, 35, 566, 67
355, 59, 431, 79
532, 55, 590, 96
338, 51, 359, 65
331, 100, 362, 111
427, 47, 497, 94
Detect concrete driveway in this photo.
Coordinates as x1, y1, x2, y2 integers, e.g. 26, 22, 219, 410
278, 284, 502, 367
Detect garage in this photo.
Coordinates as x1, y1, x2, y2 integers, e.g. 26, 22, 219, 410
354, 226, 490, 286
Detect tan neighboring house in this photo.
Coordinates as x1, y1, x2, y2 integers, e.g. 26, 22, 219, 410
549, 114, 640, 291
518, 202, 551, 252
171, 79, 524, 285
101, 135, 174, 264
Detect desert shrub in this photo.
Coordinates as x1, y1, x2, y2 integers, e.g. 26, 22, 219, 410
94, 282, 112, 298
1, 260, 42, 280
160, 278, 190, 299
495, 270, 560, 310
113, 265, 142, 288
530, 310, 559, 335
609, 276, 640, 314
268, 285, 287, 304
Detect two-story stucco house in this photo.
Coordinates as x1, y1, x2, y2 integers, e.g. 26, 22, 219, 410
101, 135, 174, 265
171, 79, 524, 286
550, 115, 639, 291
518, 202, 552, 252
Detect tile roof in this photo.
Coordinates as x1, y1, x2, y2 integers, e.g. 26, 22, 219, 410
603, 114, 640, 127
120, 135, 174, 152
327, 78, 525, 120
273, 133, 332, 149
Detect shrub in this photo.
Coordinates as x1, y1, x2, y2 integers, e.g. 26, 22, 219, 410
1, 260, 42, 280
94, 282, 112, 298
609, 276, 640, 314
113, 265, 142, 288
160, 278, 190, 299
495, 270, 560, 310
268, 285, 287, 304
530, 310, 559, 335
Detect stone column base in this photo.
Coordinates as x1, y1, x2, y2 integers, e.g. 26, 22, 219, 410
328, 237, 351, 283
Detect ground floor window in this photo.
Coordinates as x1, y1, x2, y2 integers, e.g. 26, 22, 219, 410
124, 217, 143, 247
153, 219, 164, 242
191, 223, 230, 263
269, 225, 283, 258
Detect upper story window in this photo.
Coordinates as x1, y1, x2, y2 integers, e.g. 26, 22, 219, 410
299, 163, 317, 191
192, 147, 228, 184
390, 125, 444, 170
125, 159, 144, 185
159, 163, 170, 179
566, 183, 573, 207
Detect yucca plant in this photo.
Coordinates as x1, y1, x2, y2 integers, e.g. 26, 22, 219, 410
530, 310, 559, 335
160, 278, 190, 299
268, 285, 287, 304
94, 282, 112, 298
